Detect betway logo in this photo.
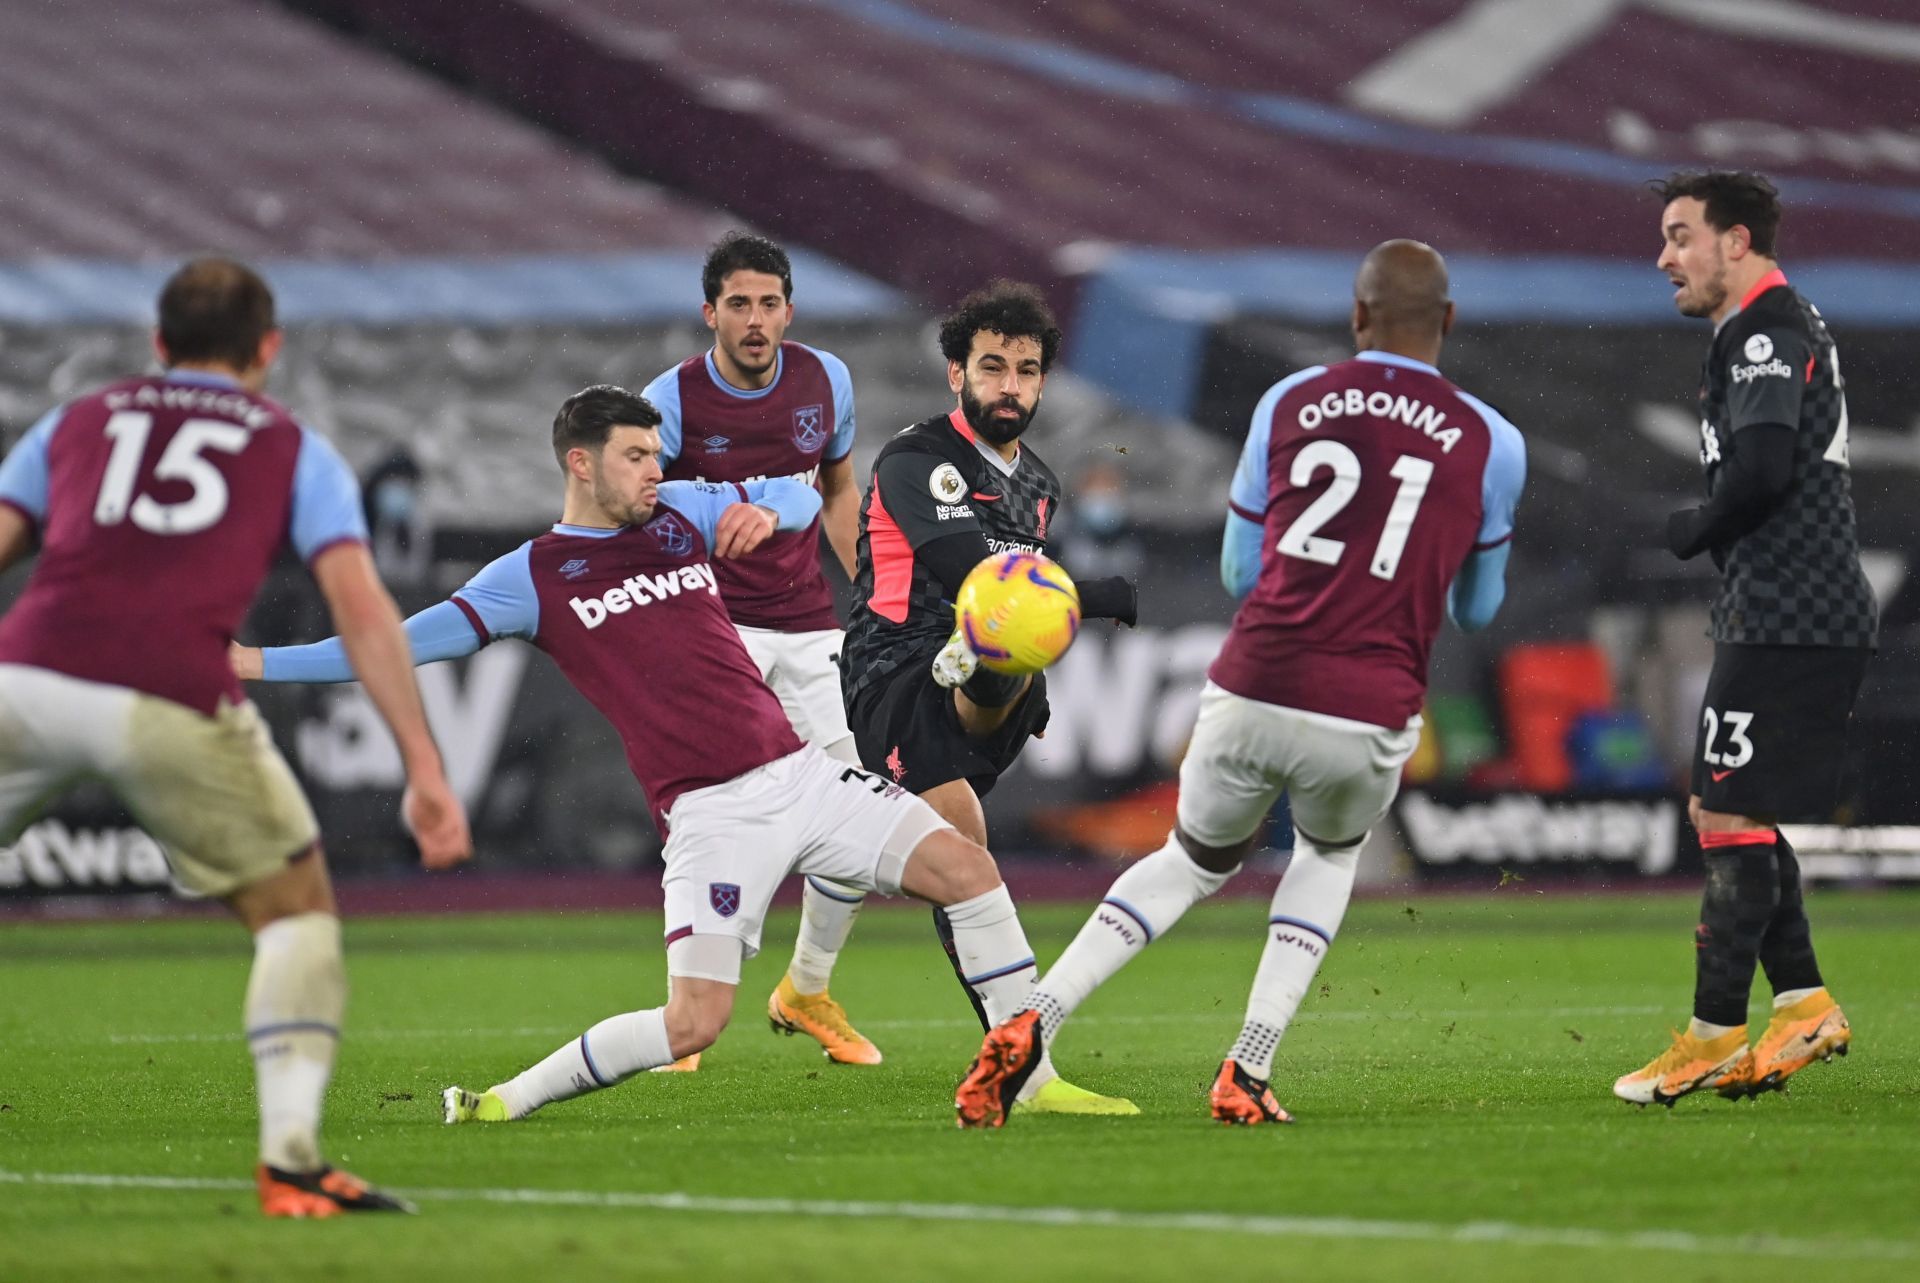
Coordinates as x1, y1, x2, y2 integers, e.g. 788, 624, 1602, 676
570, 563, 719, 628
1397, 792, 1680, 875
0, 821, 174, 892
1732, 358, 1794, 385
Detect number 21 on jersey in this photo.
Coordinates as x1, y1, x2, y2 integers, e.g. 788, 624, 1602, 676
1277, 440, 1433, 581
94, 411, 251, 535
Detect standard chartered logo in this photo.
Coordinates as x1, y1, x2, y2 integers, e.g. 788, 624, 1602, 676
570, 563, 719, 628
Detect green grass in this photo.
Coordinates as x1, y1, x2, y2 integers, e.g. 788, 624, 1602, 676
3, 891, 1918, 1282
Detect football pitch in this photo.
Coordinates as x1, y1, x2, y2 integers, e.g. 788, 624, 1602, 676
3, 891, 1917, 1282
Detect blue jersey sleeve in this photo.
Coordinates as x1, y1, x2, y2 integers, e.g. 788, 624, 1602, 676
289, 428, 370, 562
642, 366, 684, 468
0, 407, 62, 525
1228, 367, 1322, 519
258, 542, 536, 683
1457, 392, 1526, 549
1220, 510, 1265, 600
449, 542, 540, 641
811, 346, 857, 462
658, 478, 822, 546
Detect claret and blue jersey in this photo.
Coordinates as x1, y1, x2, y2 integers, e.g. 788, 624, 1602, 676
643, 342, 855, 632
0, 370, 367, 715
263, 478, 820, 826
1212, 350, 1526, 729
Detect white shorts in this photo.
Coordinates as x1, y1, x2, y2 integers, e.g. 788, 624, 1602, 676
736, 625, 852, 749
660, 744, 950, 978
0, 664, 319, 897
1177, 682, 1420, 850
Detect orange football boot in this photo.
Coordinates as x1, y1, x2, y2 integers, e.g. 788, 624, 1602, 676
1210, 1059, 1294, 1125
954, 1010, 1045, 1129
1745, 989, 1850, 1096
257, 1164, 415, 1218
767, 976, 883, 1065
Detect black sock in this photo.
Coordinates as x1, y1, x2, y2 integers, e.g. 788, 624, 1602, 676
1757, 830, 1824, 996
1693, 841, 1780, 1028
932, 906, 991, 1030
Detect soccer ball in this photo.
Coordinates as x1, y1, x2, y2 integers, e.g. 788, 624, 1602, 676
954, 551, 1081, 675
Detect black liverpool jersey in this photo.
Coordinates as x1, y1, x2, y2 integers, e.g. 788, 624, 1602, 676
1696, 270, 1876, 649
842, 409, 1063, 702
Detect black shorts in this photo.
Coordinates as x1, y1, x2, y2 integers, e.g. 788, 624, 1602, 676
846, 660, 1050, 798
1691, 642, 1870, 822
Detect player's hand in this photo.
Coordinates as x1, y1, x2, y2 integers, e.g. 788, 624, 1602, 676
713, 503, 778, 558
931, 627, 980, 689
230, 642, 264, 681
402, 775, 473, 871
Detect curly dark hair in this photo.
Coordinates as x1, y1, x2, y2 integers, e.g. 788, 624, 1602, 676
1650, 170, 1783, 257
551, 384, 661, 468
937, 280, 1063, 372
702, 230, 793, 303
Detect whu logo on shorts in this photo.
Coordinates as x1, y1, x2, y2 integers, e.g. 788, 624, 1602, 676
709, 882, 741, 918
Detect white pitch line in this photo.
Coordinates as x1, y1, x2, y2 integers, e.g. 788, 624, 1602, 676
87, 1005, 1673, 1047
1, 1169, 1914, 1262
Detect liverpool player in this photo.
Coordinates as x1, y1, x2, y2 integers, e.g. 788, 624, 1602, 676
840, 281, 1141, 1116
237, 386, 1052, 1123
642, 232, 875, 1068
0, 258, 472, 1213
1614, 172, 1870, 1106
953, 242, 1526, 1127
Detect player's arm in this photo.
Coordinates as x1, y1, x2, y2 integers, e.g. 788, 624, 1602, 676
236, 542, 538, 683
280, 431, 470, 868
817, 350, 860, 578
1448, 398, 1527, 633
0, 407, 61, 577
1219, 383, 1279, 600
818, 455, 860, 578
660, 477, 822, 559
1667, 326, 1807, 561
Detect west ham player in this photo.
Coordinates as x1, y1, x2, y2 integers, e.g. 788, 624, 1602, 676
840, 281, 1141, 1116
0, 258, 472, 1214
236, 386, 1053, 1123
1614, 173, 1870, 1106
642, 232, 876, 1068
955, 242, 1526, 1127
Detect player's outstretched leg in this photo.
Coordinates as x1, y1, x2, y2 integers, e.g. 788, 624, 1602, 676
1214, 829, 1363, 1125
1747, 830, 1850, 1096
768, 876, 882, 1065
956, 832, 1235, 1128
232, 858, 415, 1217
768, 735, 882, 1065
451, 949, 735, 1122
1616, 823, 1775, 1105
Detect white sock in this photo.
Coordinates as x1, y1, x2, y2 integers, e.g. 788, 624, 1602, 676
1689, 1017, 1742, 1039
490, 1008, 673, 1119
1773, 986, 1822, 1010
1025, 835, 1236, 1043
788, 877, 865, 995
245, 912, 345, 1173
1230, 834, 1360, 1080
941, 884, 1038, 1024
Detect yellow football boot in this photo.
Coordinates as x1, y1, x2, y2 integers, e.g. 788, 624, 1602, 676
1613, 1026, 1752, 1106
1747, 989, 1850, 1096
767, 976, 883, 1065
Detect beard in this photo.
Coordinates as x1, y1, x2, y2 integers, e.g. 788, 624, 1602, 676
960, 383, 1037, 446
594, 472, 651, 526
1676, 261, 1729, 319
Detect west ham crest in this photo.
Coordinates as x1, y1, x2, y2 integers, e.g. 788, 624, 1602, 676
709, 882, 742, 918
647, 512, 694, 557
792, 403, 827, 452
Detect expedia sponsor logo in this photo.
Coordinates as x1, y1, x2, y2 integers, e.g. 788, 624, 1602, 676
1732, 358, 1793, 384
1744, 333, 1775, 362
569, 563, 719, 628
1396, 792, 1683, 875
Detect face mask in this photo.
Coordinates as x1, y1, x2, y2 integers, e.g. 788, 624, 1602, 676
1079, 495, 1125, 538
373, 480, 416, 524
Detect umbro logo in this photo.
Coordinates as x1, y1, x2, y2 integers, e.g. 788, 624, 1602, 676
560, 558, 591, 580
703, 435, 730, 453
